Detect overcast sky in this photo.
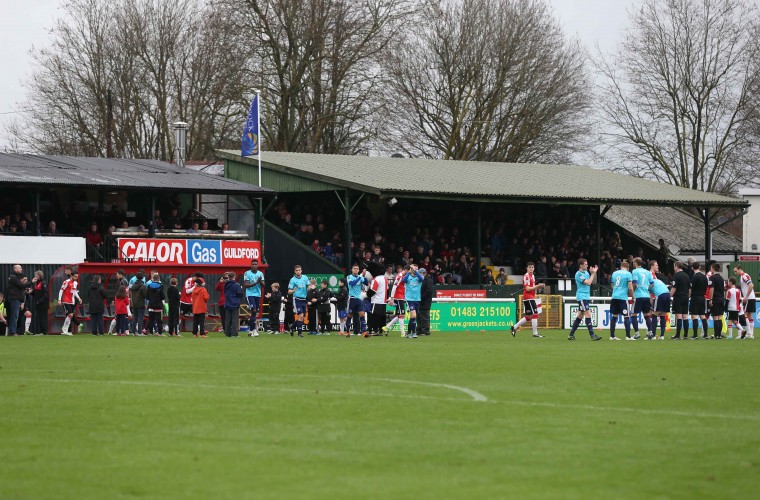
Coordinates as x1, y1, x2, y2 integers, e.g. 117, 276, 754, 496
0, 0, 635, 150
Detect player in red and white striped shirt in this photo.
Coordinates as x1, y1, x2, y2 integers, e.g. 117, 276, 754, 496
58, 271, 82, 335
733, 265, 755, 339
383, 265, 409, 338
726, 277, 746, 339
510, 262, 545, 338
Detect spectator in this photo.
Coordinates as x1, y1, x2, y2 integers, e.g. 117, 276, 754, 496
495, 268, 508, 285
6, 264, 25, 336
87, 274, 107, 335
30, 270, 48, 335
187, 222, 200, 234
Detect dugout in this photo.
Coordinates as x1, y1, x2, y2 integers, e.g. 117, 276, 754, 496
217, 150, 749, 288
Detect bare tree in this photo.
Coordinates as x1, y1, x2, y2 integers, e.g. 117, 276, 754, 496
595, 0, 760, 195
6, 0, 249, 160
384, 0, 591, 163
229, 0, 417, 154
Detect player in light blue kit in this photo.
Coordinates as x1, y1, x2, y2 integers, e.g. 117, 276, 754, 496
568, 258, 602, 341
402, 264, 425, 338
346, 264, 370, 337
649, 273, 671, 340
630, 257, 653, 339
609, 261, 634, 340
243, 259, 265, 337
288, 265, 310, 337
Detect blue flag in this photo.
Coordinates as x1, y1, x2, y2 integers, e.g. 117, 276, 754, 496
241, 95, 259, 156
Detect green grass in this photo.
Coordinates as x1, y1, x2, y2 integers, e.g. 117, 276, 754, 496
1, 331, 759, 499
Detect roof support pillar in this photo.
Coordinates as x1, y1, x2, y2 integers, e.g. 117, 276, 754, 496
35, 190, 41, 236
475, 203, 482, 287
596, 205, 613, 285
344, 189, 352, 271
149, 194, 156, 238
704, 208, 711, 263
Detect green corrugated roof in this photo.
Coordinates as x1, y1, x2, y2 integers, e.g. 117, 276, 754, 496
217, 150, 747, 208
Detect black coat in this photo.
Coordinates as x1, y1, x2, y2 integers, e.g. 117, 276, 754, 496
317, 287, 332, 312
33, 281, 49, 308
87, 282, 107, 314
306, 287, 319, 309
335, 287, 348, 310
167, 285, 181, 309
421, 275, 435, 309
7, 272, 25, 302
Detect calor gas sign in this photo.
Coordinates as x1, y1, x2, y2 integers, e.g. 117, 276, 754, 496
118, 238, 261, 266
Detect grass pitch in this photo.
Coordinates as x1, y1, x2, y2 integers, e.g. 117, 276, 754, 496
1, 331, 759, 499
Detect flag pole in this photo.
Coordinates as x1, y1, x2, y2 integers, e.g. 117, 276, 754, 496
256, 89, 262, 187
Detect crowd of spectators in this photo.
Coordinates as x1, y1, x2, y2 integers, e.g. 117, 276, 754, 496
1, 202, 233, 262
269, 199, 666, 285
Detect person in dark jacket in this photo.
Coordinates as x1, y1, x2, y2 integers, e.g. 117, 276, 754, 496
265, 283, 284, 333
130, 273, 147, 334
167, 278, 181, 336
223, 272, 244, 337
87, 274, 107, 335
335, 279, 348, 335
145, 273, 164, 335
31, 270, 49, 335
6, 264, 25, 336
317, 280, 333, 334
418, 268, 435, 336
306, 278, 319, 334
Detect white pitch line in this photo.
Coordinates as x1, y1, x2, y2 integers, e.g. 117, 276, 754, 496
16, 377, 478, 403
490, 398, 760, 422
373, 378, 488, 402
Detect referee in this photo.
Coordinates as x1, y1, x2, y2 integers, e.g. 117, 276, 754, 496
688, 262, 709, 339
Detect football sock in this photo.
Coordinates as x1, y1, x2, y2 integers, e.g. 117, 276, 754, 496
108, 318, 116, 333
659, 316, 666, 336
399, 319, 405, 335
631, 315, 639, 334
624, 317, 631, 338
409, 318, 416, 334
360, 316, 367, 333
570, 317, 582, 336
585, 317, 594, 336
701, 318, 708, 337
676, 319, 682, 338
531, 318, 538, 335
386, 317, 397, 328
713, 319, 722, 337
748, 318, 754, 337
645, 316, 653, 335
610, 315, 617, 337
515, 317, 528, 329
683, 319, 689, 338
25, 317, 31, 332
62, 316, 71, 333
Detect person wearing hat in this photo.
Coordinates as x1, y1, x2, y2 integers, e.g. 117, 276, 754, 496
418, 268, 435, 336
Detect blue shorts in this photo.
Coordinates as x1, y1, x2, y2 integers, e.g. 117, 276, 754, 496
293, 298, 307, 315
633, 297, 651, 314
406, 300, 420, 312
610, 299, 629, 316
338, 310, 347, 319
348, 297, 364, 315
246, 296, 260, 312
653, 293, 671, 313
577, 299, 590, 312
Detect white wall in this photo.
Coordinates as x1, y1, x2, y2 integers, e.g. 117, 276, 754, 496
0, 236, 86, 264
741, 190, 760, 253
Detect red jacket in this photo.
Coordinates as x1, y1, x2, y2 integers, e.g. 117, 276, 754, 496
114, 296, 130, 315
215, 281, 226, 306
192, 286, 209, 314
